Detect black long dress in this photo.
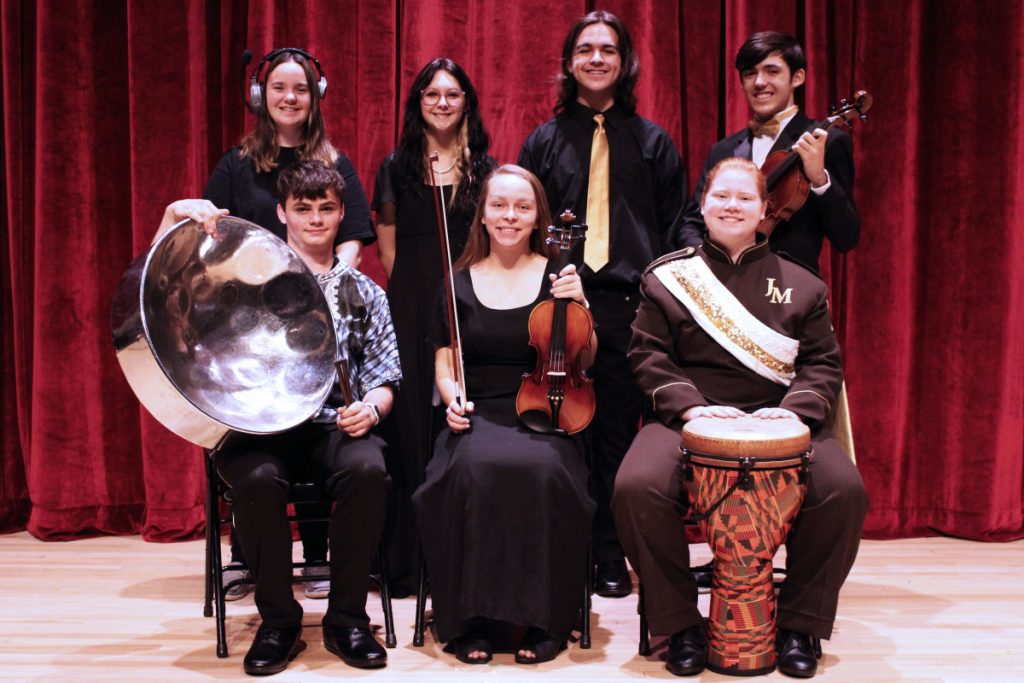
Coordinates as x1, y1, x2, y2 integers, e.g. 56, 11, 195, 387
371, 156, 485, 591
412, 265, 595, 643
372, 158, 476, 477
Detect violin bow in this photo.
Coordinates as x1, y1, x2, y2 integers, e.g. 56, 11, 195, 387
428, 152, 467, 407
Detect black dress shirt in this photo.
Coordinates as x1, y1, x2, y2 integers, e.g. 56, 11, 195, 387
518, 102, 687, 291
204, 146, 376, 247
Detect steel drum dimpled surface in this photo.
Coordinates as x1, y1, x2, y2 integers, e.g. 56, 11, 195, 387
111, 217, 336, 447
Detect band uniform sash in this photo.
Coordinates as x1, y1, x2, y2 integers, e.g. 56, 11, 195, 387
652, 256, 797, 386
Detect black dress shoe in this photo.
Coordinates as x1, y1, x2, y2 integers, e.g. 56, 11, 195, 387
776, 628, 821, 678
323, 625, 387, 669
594, 559, 633, 597
665, 623, 707, 676
243, 623, 305, 676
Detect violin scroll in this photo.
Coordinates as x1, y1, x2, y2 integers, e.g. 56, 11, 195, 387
826, 90, 872, 130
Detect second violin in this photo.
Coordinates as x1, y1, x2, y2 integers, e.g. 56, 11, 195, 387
759, 90, 872, 236
516, 210, 596, 435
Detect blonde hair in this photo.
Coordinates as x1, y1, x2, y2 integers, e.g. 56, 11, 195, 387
701, 157, 767, 206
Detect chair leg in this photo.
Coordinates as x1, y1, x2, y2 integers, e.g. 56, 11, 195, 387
580, 543, 592, 649
375, 546, 397, 648
413, 549, 428, 647
206, 453, 229, 658
638, 584, 651, 656
203, 454, 214, 619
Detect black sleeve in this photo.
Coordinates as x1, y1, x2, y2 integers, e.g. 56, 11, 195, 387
676, 150, 717, 249
334, 153, 377, 246
651, 129, 688, 253
812, 128, 859, 253
516, 130, 538, 174
371, 155, 396, 212
203, 149, 236, 211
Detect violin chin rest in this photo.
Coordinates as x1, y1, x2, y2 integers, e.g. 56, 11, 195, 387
518, 409, 568, 437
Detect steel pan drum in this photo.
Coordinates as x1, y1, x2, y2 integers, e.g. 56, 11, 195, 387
111, 217, 336, 448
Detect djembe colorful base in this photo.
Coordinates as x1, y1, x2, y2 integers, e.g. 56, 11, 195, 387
681, 416, 812, 676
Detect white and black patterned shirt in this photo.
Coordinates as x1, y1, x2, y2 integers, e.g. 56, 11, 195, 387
311, 259, 401, 423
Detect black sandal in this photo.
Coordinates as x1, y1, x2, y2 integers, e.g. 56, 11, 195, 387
454, 635, 492, 664
514, 627, 566, 665
451, 619, 493, 665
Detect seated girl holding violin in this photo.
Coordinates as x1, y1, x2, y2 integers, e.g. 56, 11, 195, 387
411, 164, 596, 665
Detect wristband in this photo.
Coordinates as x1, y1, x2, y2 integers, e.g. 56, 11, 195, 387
366, 402, 381, 426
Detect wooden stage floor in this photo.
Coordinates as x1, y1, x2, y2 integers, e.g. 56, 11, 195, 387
0, 532, 1020, 681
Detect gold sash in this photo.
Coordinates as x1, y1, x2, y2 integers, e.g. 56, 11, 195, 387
653, 256, 798, 386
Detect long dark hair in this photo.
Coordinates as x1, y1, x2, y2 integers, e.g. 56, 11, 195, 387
239, 50, 336, 172
454, 165, 554, 271
391, 58, 492, 214
554, 11, 640, 115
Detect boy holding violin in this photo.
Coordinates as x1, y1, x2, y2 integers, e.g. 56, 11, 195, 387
678, 31, 860, 272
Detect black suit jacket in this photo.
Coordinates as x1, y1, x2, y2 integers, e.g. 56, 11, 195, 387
677, 111, 859, 271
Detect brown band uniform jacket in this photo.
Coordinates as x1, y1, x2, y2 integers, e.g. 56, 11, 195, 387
615, 236, 866, 640
629, 237, 843, 429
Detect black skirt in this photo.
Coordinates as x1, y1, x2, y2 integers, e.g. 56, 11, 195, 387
412, 395, 594, 643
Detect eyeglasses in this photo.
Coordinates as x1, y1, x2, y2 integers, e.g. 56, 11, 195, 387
421, 89, 465, 107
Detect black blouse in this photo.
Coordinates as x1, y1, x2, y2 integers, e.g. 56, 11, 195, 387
429, 262, 557, 400
204, 146, 376, 246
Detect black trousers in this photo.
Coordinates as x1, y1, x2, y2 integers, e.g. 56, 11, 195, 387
229, 504, 330, 564
587, 289, 645, 562
216, 423, 390, 629
613, 422, 867, 640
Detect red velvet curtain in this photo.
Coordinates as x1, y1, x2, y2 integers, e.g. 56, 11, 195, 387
2, 0, 1021, 542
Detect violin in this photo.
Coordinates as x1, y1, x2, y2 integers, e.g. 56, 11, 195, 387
759, 90, 872, 236
515, 210, 596, 436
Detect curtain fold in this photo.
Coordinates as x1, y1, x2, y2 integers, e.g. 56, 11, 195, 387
1, 0, 1021, 542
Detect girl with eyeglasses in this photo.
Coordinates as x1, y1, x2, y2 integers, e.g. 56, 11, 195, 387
371, 58, 495, 597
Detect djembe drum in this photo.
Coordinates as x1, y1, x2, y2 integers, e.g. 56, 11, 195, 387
681, 416, 813, 676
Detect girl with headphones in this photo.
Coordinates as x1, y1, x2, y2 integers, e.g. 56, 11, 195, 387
204, 47, 375, 267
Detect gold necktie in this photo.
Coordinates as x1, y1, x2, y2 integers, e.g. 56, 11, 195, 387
585, 113, 610, 271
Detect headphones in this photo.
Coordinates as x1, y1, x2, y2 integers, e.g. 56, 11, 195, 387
245, 47, 327, 114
